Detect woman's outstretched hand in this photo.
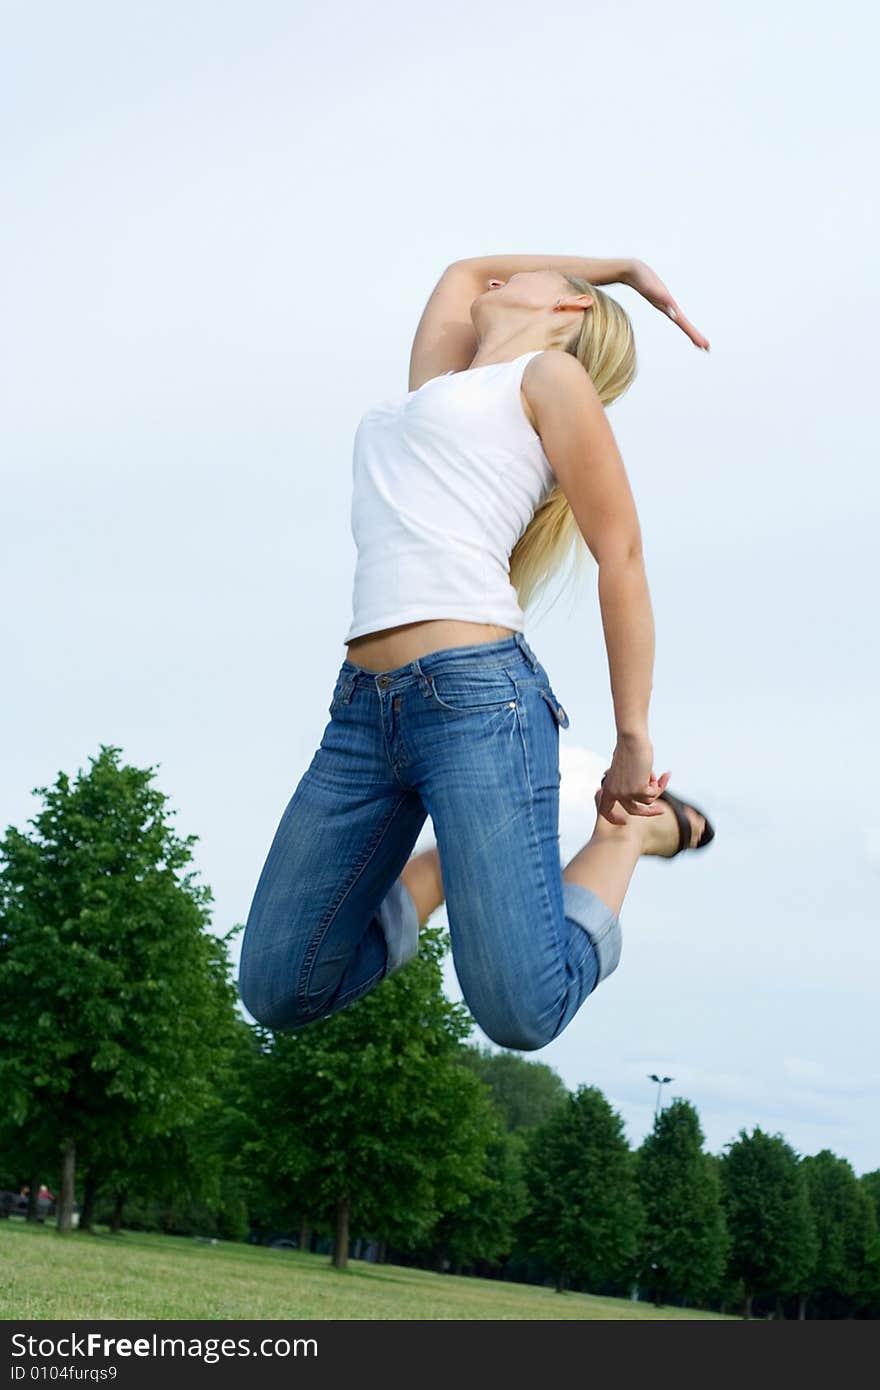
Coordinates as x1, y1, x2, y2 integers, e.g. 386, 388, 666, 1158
623, 259, 710, 351
595, 736, 672, 827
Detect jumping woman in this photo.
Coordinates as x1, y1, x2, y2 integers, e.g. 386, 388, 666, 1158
238, 253, 716, 1051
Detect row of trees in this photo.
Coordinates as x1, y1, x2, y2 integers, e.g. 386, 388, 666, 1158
2, 747, 878, 1318
524, 1089, 880, 1318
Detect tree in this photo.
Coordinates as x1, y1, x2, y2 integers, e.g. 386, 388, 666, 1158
460, 1045, 568, 1131
220, 1018, 315, 1245
521, 1085, 642, 1293
802, 1151, 879, 1318
720, 1128, 816, 1318
862, 1170, 880, 1226
236, 925, 493, 1270
636, 1098, 728, 1306
413, 1119, 529, 1275
859, 1171, 880, 1319
0, 745, 239, 1233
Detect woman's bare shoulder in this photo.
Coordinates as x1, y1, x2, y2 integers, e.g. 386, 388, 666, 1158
522, 350, 597, 413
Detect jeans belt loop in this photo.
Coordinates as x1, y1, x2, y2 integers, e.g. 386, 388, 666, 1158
514, 631, 539, 672
413, 657, 432, 698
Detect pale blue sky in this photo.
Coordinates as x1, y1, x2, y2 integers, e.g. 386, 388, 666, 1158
4, 1, 878, 1171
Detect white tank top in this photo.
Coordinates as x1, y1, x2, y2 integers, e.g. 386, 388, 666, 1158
343, 349, 557, 643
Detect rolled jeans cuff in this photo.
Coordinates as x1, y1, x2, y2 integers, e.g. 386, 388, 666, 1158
562, 879, 623, 984
376, 877, 420, 977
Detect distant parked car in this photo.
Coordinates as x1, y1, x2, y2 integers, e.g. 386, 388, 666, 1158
268, 1237, 297, 1249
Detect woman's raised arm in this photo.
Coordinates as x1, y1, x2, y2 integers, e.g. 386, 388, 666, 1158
407, 253, 637, 392
408, 253, 707, 391
462, 253, 710, 349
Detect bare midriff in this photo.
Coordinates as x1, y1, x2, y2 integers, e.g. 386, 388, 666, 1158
345, 619, 517, 674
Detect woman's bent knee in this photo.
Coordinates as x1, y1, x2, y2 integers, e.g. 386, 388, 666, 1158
237, 969, 303, 1032
237, 943, 383, 1032
478, 1010, 560, 1053
236, 941, 322, 1031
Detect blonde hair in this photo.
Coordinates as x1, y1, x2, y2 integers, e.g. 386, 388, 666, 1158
508, 277, 638, 616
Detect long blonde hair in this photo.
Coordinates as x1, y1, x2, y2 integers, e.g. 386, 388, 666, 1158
509, 276, 638, 616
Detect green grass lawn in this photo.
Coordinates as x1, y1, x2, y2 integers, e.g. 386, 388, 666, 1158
1, 1218, 727, 1320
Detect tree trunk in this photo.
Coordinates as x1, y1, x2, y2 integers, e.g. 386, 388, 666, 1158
25, 1172, 41, 1223
110, 1191, 126, 1234
377, 1240, 387, 1264
79, 1173, 98, 1233
743, 1291, 753, 1319
797, 1294, 807, 1320
332, 1194, 349, 1271
298, 1219, 312, 1254
555, 1269, 568, 1293
775, 1296, 785, 1320
57, 1137, 76, 1234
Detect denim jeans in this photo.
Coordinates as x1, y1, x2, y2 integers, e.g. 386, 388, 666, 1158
237, 631, 622, 1051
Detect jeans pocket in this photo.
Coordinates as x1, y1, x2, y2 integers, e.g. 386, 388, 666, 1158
539, 686, 570, 729
425, 667, 518, 715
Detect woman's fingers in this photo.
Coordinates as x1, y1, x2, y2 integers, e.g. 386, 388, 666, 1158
626, 261, 710, 351
666, 301, 710, 351
621, 798, 666, 817
595, 770, 673, 822
595, 791, 656, 822
594, 787, 628, 826
625, 770, 672, 815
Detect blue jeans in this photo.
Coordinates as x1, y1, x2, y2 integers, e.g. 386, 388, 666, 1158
237, 631, 622, 1051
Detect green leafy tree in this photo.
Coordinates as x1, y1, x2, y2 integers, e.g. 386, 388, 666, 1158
0, 745, 239, 1233
219, 1017, 312, 1244
237, 924, 492, 1270
94, 1071, 243, 1238
521, 1085, 642, 1293
859, 1172, 880, 1319
802, 1151, 879, 1318
861, 1170, 880, 1225
720, 1129, 816, 1317
413, 1120, 528, 1274
461, 1045, 568, 1131
636, 1098, 728, 1307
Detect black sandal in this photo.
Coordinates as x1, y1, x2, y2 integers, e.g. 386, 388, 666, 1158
657, 789, 715, 857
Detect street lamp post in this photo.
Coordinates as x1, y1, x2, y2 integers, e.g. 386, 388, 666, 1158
648, 1073, 674, 1119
